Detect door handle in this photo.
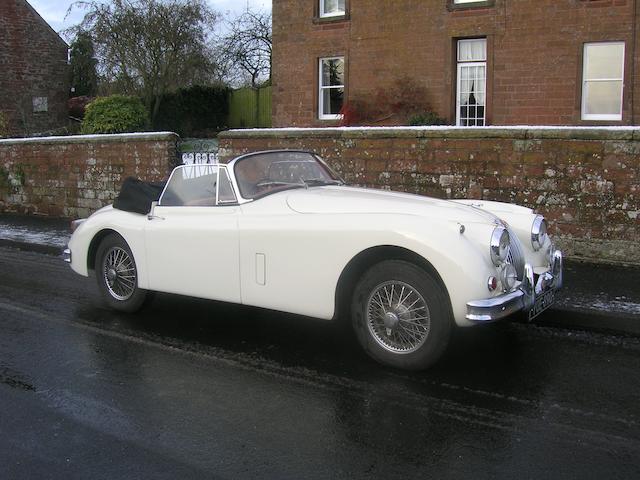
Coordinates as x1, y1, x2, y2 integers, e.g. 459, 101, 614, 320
147, 214, 165, 221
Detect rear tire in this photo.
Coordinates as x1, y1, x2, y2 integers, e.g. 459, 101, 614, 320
351, 260, 452, 370
95, 233, 148, 313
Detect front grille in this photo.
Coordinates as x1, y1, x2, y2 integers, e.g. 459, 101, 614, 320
506, 227, 526, 281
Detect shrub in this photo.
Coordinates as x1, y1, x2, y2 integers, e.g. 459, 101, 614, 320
346, 77, 445, 126
153, 85, 230, 137
81, 95, 149, 134
68, 96, 95, 120
409, 111, 448, 126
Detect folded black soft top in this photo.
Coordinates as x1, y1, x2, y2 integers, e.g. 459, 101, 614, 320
113, 177, 166, 215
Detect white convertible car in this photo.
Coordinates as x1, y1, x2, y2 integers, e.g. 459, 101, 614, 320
65, 150, 562, 370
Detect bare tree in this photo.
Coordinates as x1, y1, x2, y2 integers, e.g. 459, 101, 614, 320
68, 0, 221, 122
220, 8, 272, 88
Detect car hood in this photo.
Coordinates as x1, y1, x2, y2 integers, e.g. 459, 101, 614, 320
286, 186, 499, 224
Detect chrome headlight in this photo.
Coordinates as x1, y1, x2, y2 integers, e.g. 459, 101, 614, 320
490, 227, 510, 266
531, 215, 548, 251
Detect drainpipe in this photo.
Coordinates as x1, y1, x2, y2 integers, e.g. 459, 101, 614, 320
632, 0, 638, 124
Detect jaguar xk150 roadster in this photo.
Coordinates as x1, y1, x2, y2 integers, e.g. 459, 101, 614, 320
65, 150, 562, 370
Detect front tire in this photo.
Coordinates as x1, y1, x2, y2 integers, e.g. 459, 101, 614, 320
351, 260, 453, 370
95, 233, 148, 313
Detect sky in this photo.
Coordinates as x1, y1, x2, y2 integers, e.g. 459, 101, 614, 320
29, 0, 271, 37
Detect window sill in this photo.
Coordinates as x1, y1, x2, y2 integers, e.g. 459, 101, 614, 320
318, 116, 344, 122
313, 14, 350, 25
447, 1, 495, 12
581, 115, 623, 122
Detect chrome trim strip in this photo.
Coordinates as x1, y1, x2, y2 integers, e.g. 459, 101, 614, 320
522, 263, 535, 310
552, 249, 563, 289
63, 248, 71, 264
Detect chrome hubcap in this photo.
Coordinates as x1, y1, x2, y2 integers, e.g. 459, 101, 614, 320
366, 281, 431, 354
384, 311, 400, 331
102, 247, 136, 301
107, 268, 117, 283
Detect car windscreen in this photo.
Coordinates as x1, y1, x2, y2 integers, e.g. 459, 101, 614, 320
233, 151, 342, 200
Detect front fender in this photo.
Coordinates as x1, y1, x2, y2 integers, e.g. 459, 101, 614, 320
67, 206, 150, 288
383, 219, 499, 326
326, 214, 499, 327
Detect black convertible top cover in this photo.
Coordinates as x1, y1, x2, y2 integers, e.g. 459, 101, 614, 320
113, 177, 166, 215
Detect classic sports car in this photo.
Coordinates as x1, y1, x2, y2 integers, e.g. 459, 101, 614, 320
65, 150, 562, 370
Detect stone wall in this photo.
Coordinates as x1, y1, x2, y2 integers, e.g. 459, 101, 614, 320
0, 132, 179, 218
0, 0, 69, 136
219, 127, 640, 266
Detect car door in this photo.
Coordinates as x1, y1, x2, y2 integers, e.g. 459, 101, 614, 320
144, 164, 241, 303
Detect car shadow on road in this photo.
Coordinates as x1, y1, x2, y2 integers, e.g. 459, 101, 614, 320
73, 291, 545, 390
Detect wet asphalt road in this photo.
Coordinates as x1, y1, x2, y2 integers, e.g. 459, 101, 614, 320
0, 246, 639, 479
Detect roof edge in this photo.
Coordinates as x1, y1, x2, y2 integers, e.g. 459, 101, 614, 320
22, 0, 70, 49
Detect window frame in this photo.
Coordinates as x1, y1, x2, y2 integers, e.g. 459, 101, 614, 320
318, 56, 345, 121
455, 38, 487, 127
447, 0, 495, 11
159, 164, 238, 207
319, 0, 346, 18
581, 41, 625, 122
32, 96, 48, 113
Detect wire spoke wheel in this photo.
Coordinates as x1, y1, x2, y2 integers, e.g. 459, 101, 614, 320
365, 280, 431, 354
102, 246, 137, 301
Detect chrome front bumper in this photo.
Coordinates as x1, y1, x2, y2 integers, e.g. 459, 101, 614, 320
466, 250, 563, 322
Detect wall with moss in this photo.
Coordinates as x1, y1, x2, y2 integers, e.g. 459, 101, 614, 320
0, 132, 179, 218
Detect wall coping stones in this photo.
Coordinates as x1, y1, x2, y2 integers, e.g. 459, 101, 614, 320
220, 126, 640, 141
0, 131, 180, 146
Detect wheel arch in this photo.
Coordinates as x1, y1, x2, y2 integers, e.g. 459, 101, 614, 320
334, 245, 453, 323
87, 228, 122, 272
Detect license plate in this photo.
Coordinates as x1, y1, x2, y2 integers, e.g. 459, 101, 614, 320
528, 290, 555, 321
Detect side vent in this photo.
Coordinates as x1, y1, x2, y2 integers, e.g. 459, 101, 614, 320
256, 253, 266, 286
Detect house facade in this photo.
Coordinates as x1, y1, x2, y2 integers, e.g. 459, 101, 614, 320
272, 0, 640, 127
0, 0, 69, 136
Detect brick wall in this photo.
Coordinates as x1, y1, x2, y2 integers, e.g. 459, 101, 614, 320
273, 0, 640, 127
0, 132, 179, 218
219, 127, 640, 266
0, 0, 69, 136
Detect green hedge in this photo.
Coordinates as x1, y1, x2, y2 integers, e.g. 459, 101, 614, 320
153, 85, 230, 137
81, 95, 149, 134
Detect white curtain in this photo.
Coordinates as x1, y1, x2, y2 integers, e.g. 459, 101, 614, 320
458, 39, 487, 62
324, 0, 345, 14
459, 66, 486, 106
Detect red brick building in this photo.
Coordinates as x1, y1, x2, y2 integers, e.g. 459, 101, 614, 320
272, 0, 640, 127
0, 0, 69, 136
